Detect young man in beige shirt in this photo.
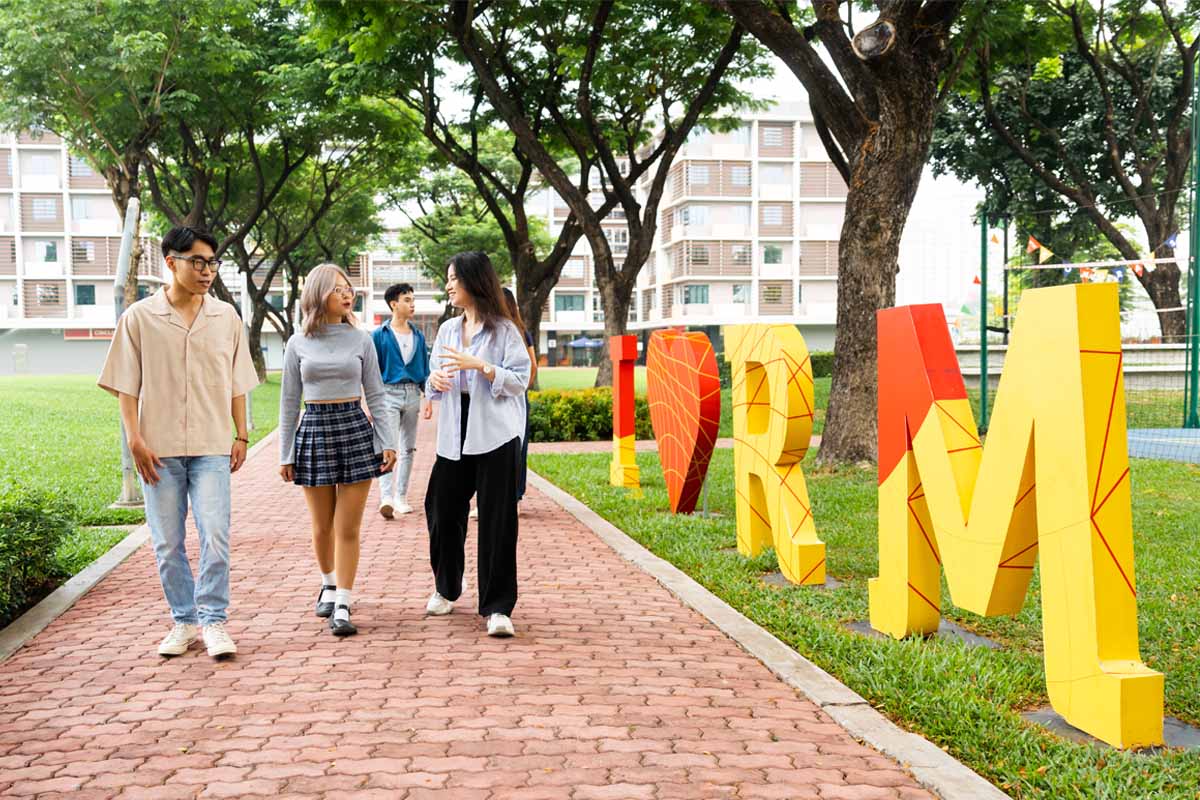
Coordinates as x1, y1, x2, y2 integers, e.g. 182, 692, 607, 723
99, 226, 258, 659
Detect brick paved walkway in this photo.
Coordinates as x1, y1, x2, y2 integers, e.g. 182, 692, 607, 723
0, 415, 930, 800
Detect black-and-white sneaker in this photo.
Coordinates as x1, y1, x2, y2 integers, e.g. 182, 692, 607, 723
315, 584, 337, 618
329, 605, 357, 636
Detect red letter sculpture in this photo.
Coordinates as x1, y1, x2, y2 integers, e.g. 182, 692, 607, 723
609, 334, 640, 491
646, 328, 720, 513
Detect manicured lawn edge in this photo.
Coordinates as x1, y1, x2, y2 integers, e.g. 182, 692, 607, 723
528, 468, 1009, 800
0, 434, 277, 663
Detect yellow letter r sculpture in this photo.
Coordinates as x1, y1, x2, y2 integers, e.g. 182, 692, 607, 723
870, 283, 1163, 748
724, 324, 824, 585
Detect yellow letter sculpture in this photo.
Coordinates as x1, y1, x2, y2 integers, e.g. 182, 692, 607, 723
870, 284, 1162, 748
724, 324, 824, 585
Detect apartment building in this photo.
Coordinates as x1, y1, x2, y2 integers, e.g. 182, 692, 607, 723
515, 100, 846, 365
0, 130, 163, 375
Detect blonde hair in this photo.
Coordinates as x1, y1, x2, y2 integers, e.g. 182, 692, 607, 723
300, 263, 358, 336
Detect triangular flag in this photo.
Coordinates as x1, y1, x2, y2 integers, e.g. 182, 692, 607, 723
1027, 236, 1043, 254
1038, 245, 1055, 264
1113, 268, 1125, 281
1165, 232, 1178, 249
1145, 262, 1156, 273
1132, 263, 1145, 277
991, 233, 1000, 245
972, 275, 981, 285
1080, 267, 1094, 283
1063, 267, 1072, 276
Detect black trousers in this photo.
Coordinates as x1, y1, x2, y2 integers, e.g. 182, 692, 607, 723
425, 395, 520, 617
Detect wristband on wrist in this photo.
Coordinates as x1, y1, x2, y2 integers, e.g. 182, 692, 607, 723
235, 436, 249, 443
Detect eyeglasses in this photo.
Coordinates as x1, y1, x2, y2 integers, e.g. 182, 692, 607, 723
170, 253, 222, 274
332, 286, 355, 297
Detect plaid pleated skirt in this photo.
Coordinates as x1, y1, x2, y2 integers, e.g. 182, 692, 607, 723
292, 401, 382, 487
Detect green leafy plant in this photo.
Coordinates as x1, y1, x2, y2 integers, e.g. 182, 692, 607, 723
0, 484, 76, 621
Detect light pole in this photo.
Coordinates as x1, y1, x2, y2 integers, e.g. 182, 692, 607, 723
112, 198, 143, 508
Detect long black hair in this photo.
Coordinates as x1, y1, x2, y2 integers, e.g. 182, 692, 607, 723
448, 251, 515, 331
501, 287, 527, 335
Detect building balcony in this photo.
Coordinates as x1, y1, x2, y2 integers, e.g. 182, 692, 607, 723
759, 184, 792, 201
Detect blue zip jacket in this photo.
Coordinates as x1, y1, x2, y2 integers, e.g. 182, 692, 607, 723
372, 322, 431, 389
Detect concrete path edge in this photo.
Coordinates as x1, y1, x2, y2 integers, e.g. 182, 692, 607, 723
528, 469, 1011, 800
0, 433, 277, 664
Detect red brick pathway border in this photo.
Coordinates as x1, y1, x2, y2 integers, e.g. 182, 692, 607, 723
1, 416, 934, 799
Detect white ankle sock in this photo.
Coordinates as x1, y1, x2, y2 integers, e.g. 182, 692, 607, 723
320, 572, 336, 604
334, 588, 352, 621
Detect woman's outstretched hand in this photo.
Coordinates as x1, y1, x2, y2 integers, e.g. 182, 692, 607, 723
441, 346, 485, 374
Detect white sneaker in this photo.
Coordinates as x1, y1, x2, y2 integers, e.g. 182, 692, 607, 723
202, 622, 237, 658
426, 592, 453, 616
468, 507, 478, 519
157, 623, 199, 657
487, 613, 515, 638
379, 499, 394, 519
396, 500, 413, 515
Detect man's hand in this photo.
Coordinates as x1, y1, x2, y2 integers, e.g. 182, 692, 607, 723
429, 369, 454, 393
280, 464, 295, 482
231, 439, 248, 473
422, 400, 433, 420
130, 436, 164, 485
380, 449, 397, 473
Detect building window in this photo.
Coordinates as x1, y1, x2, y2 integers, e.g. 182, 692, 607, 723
731, 205, 751, 226
136, 284, 151, 301
72, 240, 96, 262
688, 164, 711, 185
75, 284, 95, 306
797, 283, 804, 304
762, 206, 784, 226
70, 196, 94, 219
555, 293, 585, 312
762, 285, 783, 305
763, 244, 783, 265
70, 155, 94, 177
762, 126, 785, 147
691, 245, 710, 265
679, 205, 709, 226
353, 294, 364, 313
32, 197, 57, 220
36, 240, 58, 262
682, 284, 709, 305
35, 284, 60, 304
27, 153, 59, 175
269, 294, 284, 310
563, 259, 585, 279
732, 283, 750, 304
731, 244, 751, 265
687, 126, 710, 145
761, 165, 788, 184
730, 125, 751, 146
730, 165, 751, 187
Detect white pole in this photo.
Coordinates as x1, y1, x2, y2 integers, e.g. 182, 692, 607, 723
112, 198, 143, 508
240, 271, 254, 431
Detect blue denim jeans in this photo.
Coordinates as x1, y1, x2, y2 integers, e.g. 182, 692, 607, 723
141, 456, 232, 626
379, 382, 421, 500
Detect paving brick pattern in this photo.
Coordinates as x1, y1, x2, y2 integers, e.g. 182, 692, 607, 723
0, 416, 929, 799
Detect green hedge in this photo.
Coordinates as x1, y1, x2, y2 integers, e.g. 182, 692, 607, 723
717, 350, 834, 388
529, 388, 653, 442
0, 484, 76, 622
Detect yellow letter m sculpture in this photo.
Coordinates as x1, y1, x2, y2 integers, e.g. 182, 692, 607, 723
870, 284, 1162, 748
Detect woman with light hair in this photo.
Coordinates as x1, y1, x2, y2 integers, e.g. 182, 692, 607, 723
278, 264, 397, 637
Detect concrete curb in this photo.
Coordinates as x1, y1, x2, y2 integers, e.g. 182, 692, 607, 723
0, 433, 278, 665
528, 470, 1010, 800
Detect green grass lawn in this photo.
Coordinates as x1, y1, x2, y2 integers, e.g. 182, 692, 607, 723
0, 373, 281, 527
537, 366, 831, 440
531, 448, 1200, 799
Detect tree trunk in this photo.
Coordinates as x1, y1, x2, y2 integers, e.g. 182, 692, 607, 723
1143, 246, 1186, 342
817, 113, 935, 466
595, 272, 634, 387
248, 304, 268, 383
124, 214, 143, 308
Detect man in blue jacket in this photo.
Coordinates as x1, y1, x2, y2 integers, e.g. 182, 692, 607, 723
372, 283, 431, 517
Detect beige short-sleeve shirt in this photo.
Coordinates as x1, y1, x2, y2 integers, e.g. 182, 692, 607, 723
98, 288, 260, 457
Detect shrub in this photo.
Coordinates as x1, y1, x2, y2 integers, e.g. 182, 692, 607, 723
0, 484, 76, 622
529, 388, 653, 442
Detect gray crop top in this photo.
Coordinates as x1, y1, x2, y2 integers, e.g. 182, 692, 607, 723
278, 323, 397, 465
